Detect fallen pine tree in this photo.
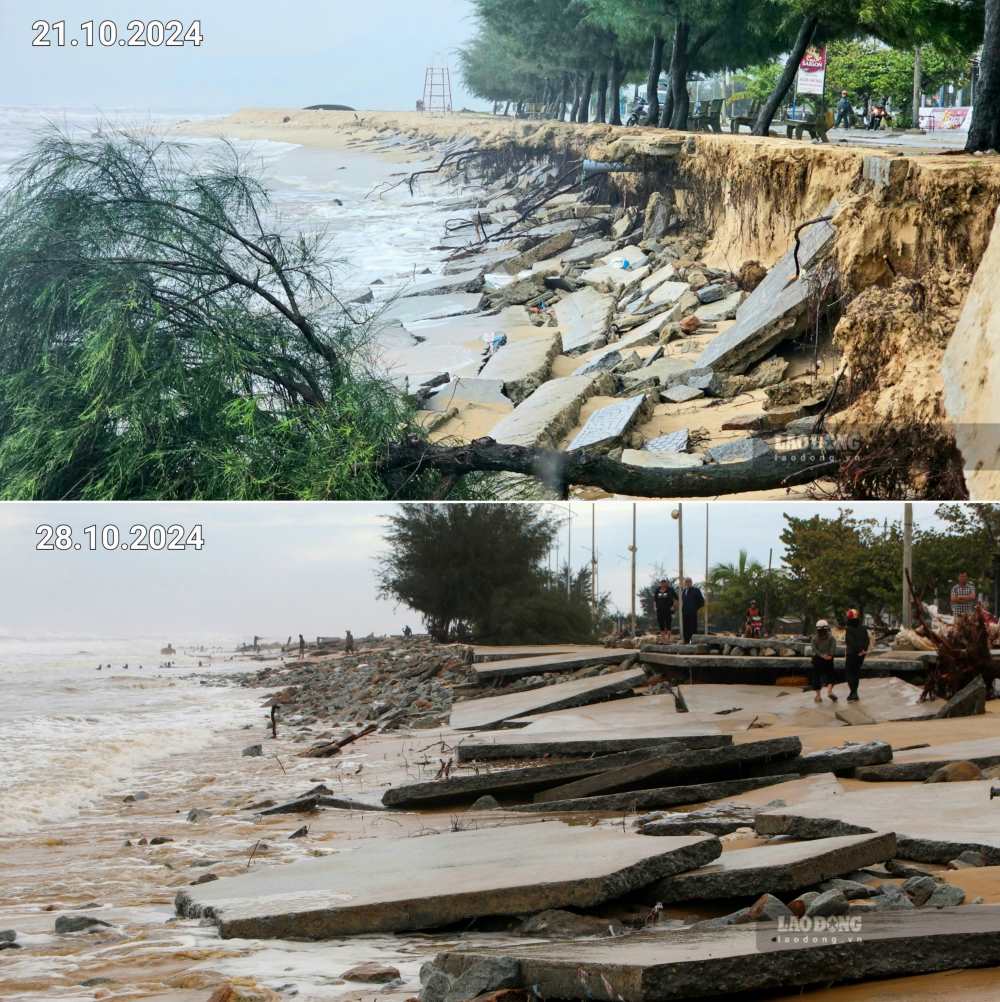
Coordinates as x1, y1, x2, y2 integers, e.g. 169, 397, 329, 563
382, 435, 838, 498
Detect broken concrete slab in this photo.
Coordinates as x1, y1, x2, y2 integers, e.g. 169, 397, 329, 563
533, 737, 802, 805
472, 648, 634, 683
511, 774, 799, 815
383, 746, 678, 808
432, 906, 1000, 1002
451, 666, 646, 731
556, 238, 615, 267
707, 437, 775, 464
752, 741, 893, 777
554, 287, 616, 354
568, 395, 646, 451
695, 211, 837, 374
580, 247, 651, 292
489, 373, 612, 448
855, 738, 1000, 781
402, 270, 485, 298
695, 291, 742, 322
176, 822, 722, 940
572, 350, 622, 376
499, 231, 576, 275
755, 783, 1000, 863
381, 293, 485, 325
456, 731, 732, 763
645, 429, 690, 453
936, 676, 987, 718
663, 384, 703, 403
424, 378, 511, 412
639, 652, 925, 684
621, 450, 704, 470
637, 804, 760, 836
650, 832, 897, 902
621, 356, 693, 392
478, 333, 561, 404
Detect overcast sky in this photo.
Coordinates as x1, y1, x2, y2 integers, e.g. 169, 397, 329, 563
0, 0, 481, 112
0, 501, 947, 643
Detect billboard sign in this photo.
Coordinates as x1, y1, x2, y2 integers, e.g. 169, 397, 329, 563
796, 46, 827, 96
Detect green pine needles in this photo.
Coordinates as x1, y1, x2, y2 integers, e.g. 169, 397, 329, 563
0, 128, 436, 499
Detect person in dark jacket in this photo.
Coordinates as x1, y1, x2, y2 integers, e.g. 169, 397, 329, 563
844, 609, 870, 702
834, 90, 853, 128
653, 580, 677, 637
680, 577, 705, 644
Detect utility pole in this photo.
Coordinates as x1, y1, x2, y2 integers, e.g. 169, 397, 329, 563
566, 508, 572, 596
704, 504, 710, 635
591, 504, 597, 612
675, 504, 684, 594
912, 46, 923, 128
629, 503, 637, 637
902, 502, 913, 627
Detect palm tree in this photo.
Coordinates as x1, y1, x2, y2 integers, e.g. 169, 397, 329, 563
708, 550, 767, 631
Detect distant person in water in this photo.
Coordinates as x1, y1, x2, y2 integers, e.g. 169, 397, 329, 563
298, 634, 305, 658
345, 630, 355, 654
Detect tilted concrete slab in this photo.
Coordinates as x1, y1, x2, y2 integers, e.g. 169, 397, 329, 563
451, 666, 646, 731
489, 373, 612, 447
650, 832, 896, 902
943, 203, 1000, 499
511, 774, 799, 815
471, 648, 634, 683
555, 237, 615, 266
568, 394, 646, 450
380, 293, 485, 325
175, 822, 722, 940
640, 652, 925, 684
424, 377, 511, 411
695, 211, 837, 374
534, 737, 802, 804
554, 287, 616, 354
443, 248, 520, 275
404, 306, 532, 342
478, 332, 561, 404
432, 906, 1000, 1001
457, 731, 731, 762
580, 247, 651, 292
755, 782, 1000, 862
622, 356, 693, 391
855, 737, 1000, 780
401, 269, 484, 298
622, 450, 704, 470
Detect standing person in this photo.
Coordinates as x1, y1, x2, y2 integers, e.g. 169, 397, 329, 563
681, 577, 705, 644
834, 90, 853, 129
298, 633, 305, 659
844, 609, 870, 703
653, 579, 677, 639
810, 620, 838, 703
951, 571, 978, 618
345, 629, 355, 654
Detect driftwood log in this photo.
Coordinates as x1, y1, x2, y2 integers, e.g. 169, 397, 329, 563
384, 436, 837, 498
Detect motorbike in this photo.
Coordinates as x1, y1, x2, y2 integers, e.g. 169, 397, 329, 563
626, 102, 647, 127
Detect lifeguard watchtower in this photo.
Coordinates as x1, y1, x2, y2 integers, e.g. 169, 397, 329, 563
421, 64, 453, 114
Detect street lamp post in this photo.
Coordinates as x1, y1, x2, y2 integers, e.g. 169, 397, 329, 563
902, 503, 913, 627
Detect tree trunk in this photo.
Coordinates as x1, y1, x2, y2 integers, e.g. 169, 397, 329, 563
577, 70, 595, 123
609, 50, 623, 125
556, 73, 568, 120
646, 35, 665, 124
570, 75, 582, 121
661, 80, 675, 128
968, 0, 1000, 151
595, 70, 608, 122
753, 14, 819, 136
667, 20, 691, 130
503, 101, 510, 117
384, 437, 837, 499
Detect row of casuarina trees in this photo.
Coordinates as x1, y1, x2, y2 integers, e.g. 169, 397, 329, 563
459, 0, 999, 152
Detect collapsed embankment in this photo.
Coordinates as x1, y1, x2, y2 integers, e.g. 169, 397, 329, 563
189, 110, 1000, 498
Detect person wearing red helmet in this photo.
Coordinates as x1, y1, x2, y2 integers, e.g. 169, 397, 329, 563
844, 609, 870, 703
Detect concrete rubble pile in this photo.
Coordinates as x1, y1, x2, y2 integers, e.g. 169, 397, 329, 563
353, 130, 845, 487
175, 635, 1000, 1001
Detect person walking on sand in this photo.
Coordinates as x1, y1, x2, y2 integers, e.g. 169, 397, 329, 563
810, 620, 838, 703
681, 578, 705, 644
844, 609, 870, 702
950, 571, 977, 618
834, 90, 853, 129
298, 634, 305, 659
653, 579, 677, 639
345, 629, 355, 654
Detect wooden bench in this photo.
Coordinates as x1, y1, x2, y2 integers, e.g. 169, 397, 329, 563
782, 116, 829, 142
729, 100, 760, 134
690, 98, 723, 133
